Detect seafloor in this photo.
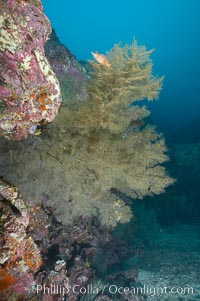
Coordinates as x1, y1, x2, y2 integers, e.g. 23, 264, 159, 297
132, 224, 200, 301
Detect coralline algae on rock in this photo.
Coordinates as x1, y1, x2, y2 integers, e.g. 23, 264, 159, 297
0, 179, 42, 298
0, 0, 61, 141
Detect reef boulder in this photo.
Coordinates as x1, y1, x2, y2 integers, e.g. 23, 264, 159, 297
45, 28, 88, 103
0, 0, 61, 141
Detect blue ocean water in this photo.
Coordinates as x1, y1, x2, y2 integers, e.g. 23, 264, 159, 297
42, 0, 200, 142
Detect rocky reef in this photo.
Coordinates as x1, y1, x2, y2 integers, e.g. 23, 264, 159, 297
0, 178, 147, 301
0, 179, 42, 298
0, 0, 61, 141
45, 28, 88, 103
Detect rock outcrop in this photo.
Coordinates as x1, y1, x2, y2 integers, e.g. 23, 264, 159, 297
0, 0, 61, 141
45, 28, 88, 103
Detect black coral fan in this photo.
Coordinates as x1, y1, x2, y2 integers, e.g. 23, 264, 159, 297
58, 39, 174, 227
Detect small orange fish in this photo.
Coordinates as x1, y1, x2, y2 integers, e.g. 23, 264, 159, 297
91, 51, 111, 67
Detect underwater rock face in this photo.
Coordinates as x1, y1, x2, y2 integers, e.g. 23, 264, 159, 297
45, 28, 88, 103
0, 0, 61, 141
0, 179, 42, 298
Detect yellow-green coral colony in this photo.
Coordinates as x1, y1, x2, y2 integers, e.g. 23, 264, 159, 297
56, 39, 174, 227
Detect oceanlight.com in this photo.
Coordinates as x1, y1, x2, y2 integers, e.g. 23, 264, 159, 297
36, 284, 194, 297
